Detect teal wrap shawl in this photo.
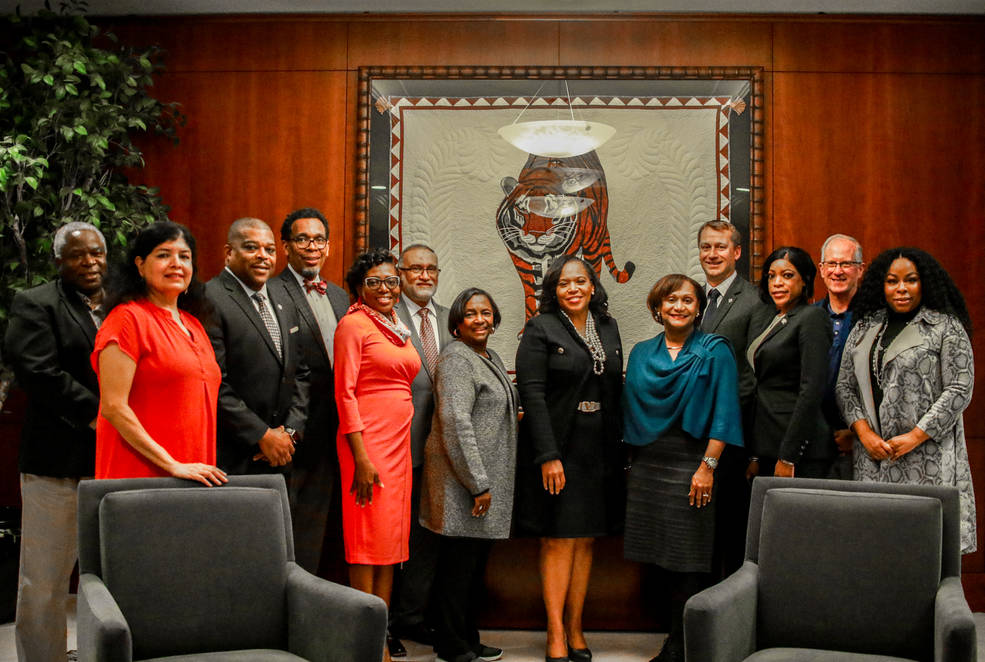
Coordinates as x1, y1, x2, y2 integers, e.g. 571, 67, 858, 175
623, 330, 744, 448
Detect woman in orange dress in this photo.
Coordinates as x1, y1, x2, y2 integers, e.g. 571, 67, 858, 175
334, 248, 421, 616
93, 221, 226, 486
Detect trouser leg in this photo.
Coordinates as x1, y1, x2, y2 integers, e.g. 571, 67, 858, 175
390, 467, 441, 629
432, 536, 490, 660
286, 451, 337, 574
15, 474, 80, 662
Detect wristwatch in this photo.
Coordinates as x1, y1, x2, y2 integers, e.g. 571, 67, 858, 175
702, 456, 718, 470
284, 427, 299, 444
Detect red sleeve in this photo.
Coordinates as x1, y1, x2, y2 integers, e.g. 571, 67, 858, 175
333, 313, 364, 435
92, 303, 143, 372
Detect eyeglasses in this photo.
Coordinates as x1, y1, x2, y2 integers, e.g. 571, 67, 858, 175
398, 265, 441, 276
820, 261, 862, 270
291, 235, 328, 249
363, 276, 401, 290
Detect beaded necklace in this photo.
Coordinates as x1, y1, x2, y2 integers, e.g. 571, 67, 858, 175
561, 310, 607, 375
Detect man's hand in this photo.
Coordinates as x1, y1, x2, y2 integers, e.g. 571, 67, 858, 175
257, 426, 295, 466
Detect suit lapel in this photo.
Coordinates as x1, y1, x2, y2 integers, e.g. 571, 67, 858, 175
220, 270, 282, 364
760, 304, 798, 347
705, 276, 746, 333
278, 271, 329, 361
57, 280, 97, 346
883, 321, 923, 366
851, 322, 882, 436
395, 298, 427, 358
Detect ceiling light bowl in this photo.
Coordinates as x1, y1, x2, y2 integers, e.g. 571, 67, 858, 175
498, 120, 615, 158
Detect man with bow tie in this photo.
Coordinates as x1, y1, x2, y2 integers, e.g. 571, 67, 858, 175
274, 207, 350, 574
697, 219, 766, 580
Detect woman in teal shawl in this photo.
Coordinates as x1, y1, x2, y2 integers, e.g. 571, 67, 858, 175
623, 274, 743, 662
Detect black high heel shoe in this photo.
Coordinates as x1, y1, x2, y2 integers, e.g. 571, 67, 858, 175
569, 648, 592, 661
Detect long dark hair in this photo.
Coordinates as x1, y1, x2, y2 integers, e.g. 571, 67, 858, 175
758, 245, 817, 307
104, 221, 213, 323
853, 247, 972, 335
538, 255, 610, 319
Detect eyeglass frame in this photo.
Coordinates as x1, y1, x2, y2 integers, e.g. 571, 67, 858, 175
819, 260, 863, 270
290, 235, 329, 249
363, 276, 401, 290
397, 265, 441, 276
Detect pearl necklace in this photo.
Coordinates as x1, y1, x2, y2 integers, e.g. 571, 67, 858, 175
562, 311, 607, 375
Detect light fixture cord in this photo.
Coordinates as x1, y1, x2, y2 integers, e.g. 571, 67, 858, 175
512, 81, 548, 125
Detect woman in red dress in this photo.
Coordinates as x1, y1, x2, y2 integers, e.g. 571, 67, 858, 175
93, 222, 225, 486
334, 248, 421, 622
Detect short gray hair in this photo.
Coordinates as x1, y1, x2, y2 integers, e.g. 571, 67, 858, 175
398, 243, 437, 264
820, 234, 863, 262
53, 222, 106, 259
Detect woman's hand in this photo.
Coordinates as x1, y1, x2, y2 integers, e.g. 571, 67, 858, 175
773, 460, 795, 478
745, 459, 760, 481
472, 492, 492, 517
886, 428, 928, 461
858, 427, 892, 460
352, 457, 382, 506
170, 462, 228, 487
688, 464, 714, 508
541, 460, 566, 495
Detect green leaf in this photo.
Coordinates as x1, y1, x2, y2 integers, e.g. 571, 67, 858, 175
60, 125, 74, 140
73, 60, 87, 75
24, 176, 39, 190
20, 63, 34, 75
33, 205, 43, 217
96, 195, 116, 211
74, 125, 87, 136
43, 74, 54, 86
64, 83, 78, 95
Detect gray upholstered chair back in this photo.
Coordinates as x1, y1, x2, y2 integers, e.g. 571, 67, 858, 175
755, 487, 942, 660
746, 477, 961, 578
77, 475, 297, 660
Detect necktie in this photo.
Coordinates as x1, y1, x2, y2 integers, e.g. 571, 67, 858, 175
702, 288, 722, 331
253, 292, 283, 359
417, 307, 439, 376
303, 278, 327, 295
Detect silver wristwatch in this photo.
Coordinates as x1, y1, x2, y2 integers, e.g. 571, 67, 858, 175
702, 456, 719, 470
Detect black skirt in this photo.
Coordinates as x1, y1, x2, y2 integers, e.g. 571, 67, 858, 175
514, 410, 626, 538
624, 426, 715, 573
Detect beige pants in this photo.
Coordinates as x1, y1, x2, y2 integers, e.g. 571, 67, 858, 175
15, 474, 80, 662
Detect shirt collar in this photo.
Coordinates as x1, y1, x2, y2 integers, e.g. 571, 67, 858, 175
705, 270, 737, 297
225, 266, 270, 301
402, 295, 436, 317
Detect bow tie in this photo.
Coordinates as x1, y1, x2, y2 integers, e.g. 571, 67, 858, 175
303, 279, 327, 295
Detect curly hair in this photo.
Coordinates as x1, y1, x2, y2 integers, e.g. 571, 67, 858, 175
447, 287, 502, 337
758, 245, 817, 307
538, 255, 610, 319
852, 247, 972, 335
280, 207, 329, 242
103, 221, 213, 324
345, 247, 397, 296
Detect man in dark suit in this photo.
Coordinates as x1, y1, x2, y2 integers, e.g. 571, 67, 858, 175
697, 219, 763, 578
816, 233, 865, 479
4, 222, 107, 662
273, 207, 349, 574
205, 217, 308, 476
388, 244, 452, 657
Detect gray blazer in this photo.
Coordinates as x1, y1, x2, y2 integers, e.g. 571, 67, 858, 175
836, 308, 976, 553
702, 274, 764, 407
394, 297, 453, 468
420, 341, 519, 539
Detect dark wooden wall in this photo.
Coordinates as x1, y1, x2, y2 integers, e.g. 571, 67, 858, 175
2, 12, 980, 625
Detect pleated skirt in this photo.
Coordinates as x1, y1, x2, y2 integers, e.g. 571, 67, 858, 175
624, 426, 715, 573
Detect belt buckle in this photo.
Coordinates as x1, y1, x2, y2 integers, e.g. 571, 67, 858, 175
576, 401, 601, 413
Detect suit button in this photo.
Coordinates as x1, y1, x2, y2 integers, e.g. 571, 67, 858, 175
557, 347, 565, 354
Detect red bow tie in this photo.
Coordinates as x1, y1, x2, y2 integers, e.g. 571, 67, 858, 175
304, 279, 327, 295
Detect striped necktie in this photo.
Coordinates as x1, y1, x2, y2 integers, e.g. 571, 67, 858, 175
418, 307, 439, 376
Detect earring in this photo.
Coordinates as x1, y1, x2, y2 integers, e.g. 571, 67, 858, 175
654, 313, 663, 324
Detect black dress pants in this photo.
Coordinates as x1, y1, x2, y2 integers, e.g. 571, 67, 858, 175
391, 466, 442, 630
431, 535, 492, 660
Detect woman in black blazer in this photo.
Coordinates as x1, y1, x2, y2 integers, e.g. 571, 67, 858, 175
746, 246, 833, 479
515, 256, 624, 662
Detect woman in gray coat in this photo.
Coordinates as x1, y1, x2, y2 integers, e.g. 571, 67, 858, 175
420, 287, 519, 662
836, 247, 976, 553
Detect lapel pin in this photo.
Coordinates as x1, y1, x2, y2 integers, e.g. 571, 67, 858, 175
781, 317, 788, 325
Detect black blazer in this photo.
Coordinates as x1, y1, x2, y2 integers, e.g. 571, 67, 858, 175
205, 269, 310, 475
3, 280, 99, 477
702, 275, 765, 408
515, 311, 623, 466
748, 302, 833, 463
272, 268, 349, 469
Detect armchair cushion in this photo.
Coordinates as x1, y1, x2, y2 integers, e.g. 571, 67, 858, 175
746, 649, 918, 662
98, 487, 288, 659
757, 488, 942, 660
684, 561, 758, 662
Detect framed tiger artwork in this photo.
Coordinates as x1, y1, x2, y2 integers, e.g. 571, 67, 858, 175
357, 66, 764, 370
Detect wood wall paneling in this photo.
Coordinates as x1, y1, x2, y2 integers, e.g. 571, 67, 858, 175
347, 20, 560, 68
131, 71, 349, 282
773, 20, 985, 74
105, 17, 348, 72
559, 19, 772, 68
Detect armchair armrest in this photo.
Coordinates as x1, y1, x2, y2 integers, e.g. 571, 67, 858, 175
684, 561, 758, 662
285, 562, 388, 662
935, 576, 976, 662
77, 574, 132, 662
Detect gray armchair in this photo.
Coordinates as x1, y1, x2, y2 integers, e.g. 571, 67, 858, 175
77, 475, 387, 662
684, 477, 976, 662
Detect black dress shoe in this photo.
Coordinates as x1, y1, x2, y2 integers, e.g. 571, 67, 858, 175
391, 622, 435, 646
569, 647, 592, 661
386, 632, 407, 658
